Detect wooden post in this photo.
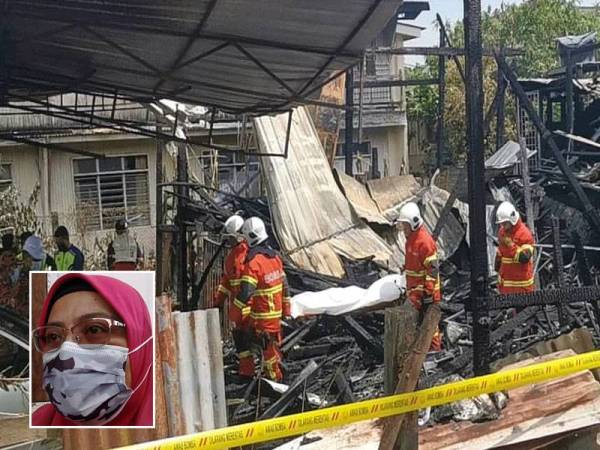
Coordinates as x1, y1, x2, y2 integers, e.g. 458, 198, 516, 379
436, 26, 446, 170
519, 138, 540, 292
176, 141, 189, 310
495, 64, 506, 150
155, 133, 164, 295
31, 272, 48, 402
565, 49, 574, 153
384, 304, 419, 450
519, 138, 536, 236
379, 304, 442, 450
344, 68, 354, 176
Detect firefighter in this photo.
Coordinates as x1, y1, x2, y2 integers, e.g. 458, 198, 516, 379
495, 201, 535, 294
212, 214, 253, 375
397, 202, 442, 351
230, 217, 291, 381
107, 219, 143, 270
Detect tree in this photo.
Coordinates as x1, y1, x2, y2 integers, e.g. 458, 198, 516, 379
407, 0, 600, 166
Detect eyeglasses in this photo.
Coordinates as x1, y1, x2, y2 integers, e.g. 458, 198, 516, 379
32, 318, 126, 353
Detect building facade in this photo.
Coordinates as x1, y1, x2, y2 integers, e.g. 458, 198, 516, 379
336, 20, 423, 177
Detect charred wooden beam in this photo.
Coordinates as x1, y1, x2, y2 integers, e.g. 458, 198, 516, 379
495, 52, 600, 231
259, 360, 319, 419
551, 216, 569, 326
372, 47, 522, 57
464, 0, 490, 376
353, 78, 439, 88
488, 286, 600, 310
341, 316, 384, 360
281, 319, 317, 354
334, 372, 356, 404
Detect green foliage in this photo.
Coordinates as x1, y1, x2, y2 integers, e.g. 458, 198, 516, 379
406, 63, 439, 122
407, 0, 600, 165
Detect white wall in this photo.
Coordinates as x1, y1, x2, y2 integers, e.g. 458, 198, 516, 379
1, 136, 158, 256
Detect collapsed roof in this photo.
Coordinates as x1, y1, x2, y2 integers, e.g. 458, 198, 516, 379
4, 0, 403, 114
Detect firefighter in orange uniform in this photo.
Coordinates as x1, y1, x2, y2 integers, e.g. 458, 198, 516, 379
230, 217, 291, 381
397, 202, 442, 351
213, 215, 254, 375
495, 201, 535, 294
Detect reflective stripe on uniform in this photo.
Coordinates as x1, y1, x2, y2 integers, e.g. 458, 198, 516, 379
405, 270, 426, 277
229, 279, 243, 287
264, 355, 279, 379
238, 350, 252, 358
501, 277, 535, 288
254, 284, 283, 295
251, 310, 282, 320
234, 298, 247, 310
241, 276, 258, 286
218, 285, 230, 295
423, 253, 438, 266
408, 285, 425, 292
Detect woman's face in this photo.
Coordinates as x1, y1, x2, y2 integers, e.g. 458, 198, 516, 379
46, 291, 132, 386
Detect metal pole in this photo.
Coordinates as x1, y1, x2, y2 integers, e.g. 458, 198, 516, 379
436, 25, 446, 169
345, 68, 355, 176
464, 0, 490, 376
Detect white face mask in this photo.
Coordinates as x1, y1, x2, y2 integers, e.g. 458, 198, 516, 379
42, 336, 152, 425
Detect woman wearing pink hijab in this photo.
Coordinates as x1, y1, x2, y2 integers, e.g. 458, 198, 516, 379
32, 273, 153, 427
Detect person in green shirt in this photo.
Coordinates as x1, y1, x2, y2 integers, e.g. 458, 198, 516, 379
53, 226, 84, 271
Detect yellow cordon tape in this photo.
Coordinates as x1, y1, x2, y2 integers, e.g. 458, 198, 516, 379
117, 350, 600, 450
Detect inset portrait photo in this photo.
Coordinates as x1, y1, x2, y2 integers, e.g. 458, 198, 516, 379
29, 271, 155, 428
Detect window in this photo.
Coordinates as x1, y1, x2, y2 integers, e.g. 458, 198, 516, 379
202, 152, 260, 195
73, 155, 150, 231
0, 164, 11, 191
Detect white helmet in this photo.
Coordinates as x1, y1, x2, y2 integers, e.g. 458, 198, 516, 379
241, 217, 268, 247
397, 202, 423, 231
224, 215, 244, 234
495, 201, 519, 225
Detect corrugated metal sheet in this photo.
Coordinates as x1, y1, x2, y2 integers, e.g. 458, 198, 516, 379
334, 169, 389, 225
0, 94, 150, 132
485, 140, 536, 170
173, 308, 227, 434
6, 0, 402, 113
254, 106, 402, 277
366, 175, 422, 221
